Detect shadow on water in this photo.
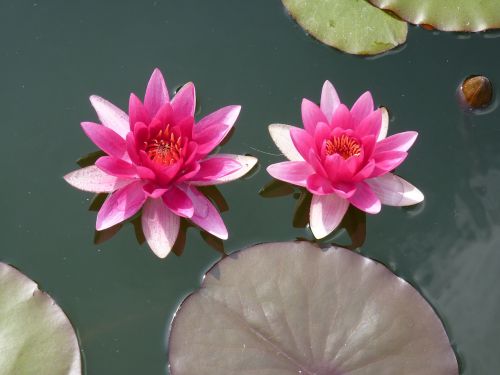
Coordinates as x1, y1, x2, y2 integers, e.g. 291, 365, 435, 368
259, 179, 367, 250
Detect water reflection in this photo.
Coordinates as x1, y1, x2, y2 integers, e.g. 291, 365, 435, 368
260, 179, 366, 250
412, 111, 500, 373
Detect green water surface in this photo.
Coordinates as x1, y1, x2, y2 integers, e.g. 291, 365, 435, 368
0, 1, 499, 374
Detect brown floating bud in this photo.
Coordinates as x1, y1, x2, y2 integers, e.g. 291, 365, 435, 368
460, 75, 493, 109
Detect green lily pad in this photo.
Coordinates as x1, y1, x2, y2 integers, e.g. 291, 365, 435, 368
282, 0, 408, 55
0, 263, 81, 375
168, 242, 458, 374
369, 0, 500, 31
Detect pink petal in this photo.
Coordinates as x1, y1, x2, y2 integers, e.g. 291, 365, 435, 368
323, 153, 345, 181
355, 109, 381, 139
314, 122, 331, 151
309, 194, 349, 239
189, 156, 241, 183
320, 80, 340, 124
89, 95, 130, 139
372, 151, 408, 175
96, 181, 147, 230
267, 161, 314, 187
348, 182, 381, 214
367, 173, 424, 206
142, 198, 180, 258
171, 82, 196, 124
195, 105, 241, 133
306, 174, 335, 195
378, 107, 389, 141
352, 160, 375, 182
64, 166, 134, 193
193, 123, 232, 157
183, 186, 228, 240
95, 156, 137, 178
144, 68, 169, 117
143, 184, 168, 198
302, 98, 327, 134
81, 122, 127, 159
331, 104, 352, 130
129, 93, 150, 130
268, 124, 304, 162
190, 155, 257, 186
332, 182, 357, 199
351, 91, 374, 125
375, 131, 418, 153
290, 127, 315, 161
163, 186, 194, 218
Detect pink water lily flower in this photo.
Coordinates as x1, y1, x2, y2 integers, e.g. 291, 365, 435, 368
267, 81, 424, 239
65, 69, 257, 258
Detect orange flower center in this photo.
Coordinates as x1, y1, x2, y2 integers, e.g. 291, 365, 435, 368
325, 134, 361, 159
145, 126, 183, 165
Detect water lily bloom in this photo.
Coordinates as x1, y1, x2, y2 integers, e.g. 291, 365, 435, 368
267, 81, 424, 239
65, 69, 257, 258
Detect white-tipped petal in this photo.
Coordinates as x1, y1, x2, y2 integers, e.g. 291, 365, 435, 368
367, 173, 424, 206
89, 95, 130, 139
378, 106, 389, 141
142, 198, 180, 258
268, 123, 304, 161
190, 154, 258, 186
310, 194, 349, 239
64, 166, 134, 193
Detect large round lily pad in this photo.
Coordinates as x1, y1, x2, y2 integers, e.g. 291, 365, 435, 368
0, 263, 81, 375
168, 242, 458, 374
369, 0, 500, 31
282, 0, 408, 55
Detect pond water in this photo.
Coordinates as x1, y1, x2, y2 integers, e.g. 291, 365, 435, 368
1, 1, 499, 374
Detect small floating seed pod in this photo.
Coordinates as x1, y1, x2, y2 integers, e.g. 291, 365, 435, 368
459, 75, 493, 110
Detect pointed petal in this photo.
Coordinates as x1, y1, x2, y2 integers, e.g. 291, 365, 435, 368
96, 181, 147, 230
367, 173, 424, 206
348, 182, 381, 214
268, 124, 304, 161
267, 161, 314, 187
89, 95, 129, 139
378, 107, 389, 141
309, 194, 349, 239
171, 82, 195, 123
372, 151, 408, 175
193, 123, 231, 157
190, 155, 258, 186
95, 156, 137, 178
320, 80, 340, 124
183, 186, 228, 239
141, 198, 179, 258
195, 105, 241, 133
351, 91, 374, 126
144, 68, 169, 117
129, 93, 150, 130
302, 98, 327, 134
64, 166, 134, 193
355, 109, 382, 139
375, 131, 418, 153
81, 122, 127, 159
331, 104, 352, 130
290, 127, 315, 161
163, 186, 194, 218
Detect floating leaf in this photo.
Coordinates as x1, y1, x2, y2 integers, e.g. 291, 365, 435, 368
282, 0, 408, 55
169, 242, 458, 374
76, 150, 106, 168
369, 0, 500, 31
0, 263, 81, 375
